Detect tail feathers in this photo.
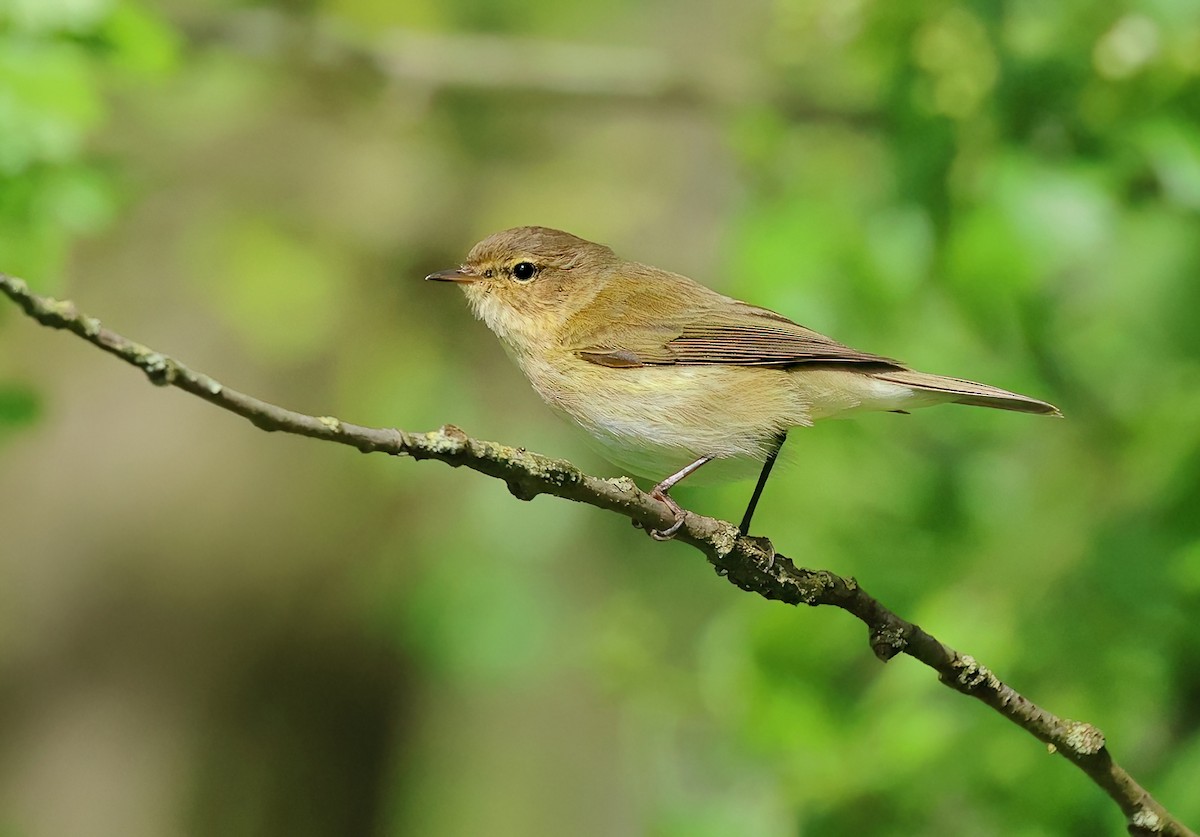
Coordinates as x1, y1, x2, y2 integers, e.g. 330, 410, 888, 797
874, 370, 1062, 417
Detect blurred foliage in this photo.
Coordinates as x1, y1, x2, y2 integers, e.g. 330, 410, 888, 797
0, 0, 177, 431
1, 0, 1199, 836
0, 0, 177, 280
0, 381, 39, 439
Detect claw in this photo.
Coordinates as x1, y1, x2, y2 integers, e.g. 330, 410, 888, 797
650, 517, 685, 540
636, 455, 713, 541
648, 488, 686, 540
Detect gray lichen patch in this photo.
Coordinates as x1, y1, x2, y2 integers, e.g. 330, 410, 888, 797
1129, 808, 1162, 832
137, 352, 176, 385
0, 275, 28, 295
954, 655, 999, 690
1063, 721, 1105, 755
42, 297, 77, 321
709, 522, 740, 558
871, 625, 907, 659
423, 425, 468, 455
529, 460, 580, 488
608, 476, 638, 493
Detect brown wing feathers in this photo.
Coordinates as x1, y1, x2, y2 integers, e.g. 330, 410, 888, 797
576, 304, 901, 369
665, 323, 900, 367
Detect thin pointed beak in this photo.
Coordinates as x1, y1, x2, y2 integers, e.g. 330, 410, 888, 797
426, 268, 476, 284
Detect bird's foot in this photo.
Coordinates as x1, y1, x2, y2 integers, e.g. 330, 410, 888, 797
647, 487, 686, 540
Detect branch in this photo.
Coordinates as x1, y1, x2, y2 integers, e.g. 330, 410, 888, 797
1, 273, 1192, 837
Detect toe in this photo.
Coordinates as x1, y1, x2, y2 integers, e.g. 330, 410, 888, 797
646, 487, 687, 540
650, 511, 686, 541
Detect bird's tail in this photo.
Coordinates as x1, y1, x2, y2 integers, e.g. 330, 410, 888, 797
873, 370, 1062, 417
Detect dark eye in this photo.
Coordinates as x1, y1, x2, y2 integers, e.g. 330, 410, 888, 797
512, 261, 537, 282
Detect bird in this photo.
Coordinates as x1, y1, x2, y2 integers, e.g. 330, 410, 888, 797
427, 226, 1060, 539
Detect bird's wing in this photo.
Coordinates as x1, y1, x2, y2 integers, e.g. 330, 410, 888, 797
575, 301, 903, 369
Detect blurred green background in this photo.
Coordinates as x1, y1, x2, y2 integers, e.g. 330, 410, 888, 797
1, 0, 1198, 835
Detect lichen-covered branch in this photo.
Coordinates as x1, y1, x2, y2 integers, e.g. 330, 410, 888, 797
0, 273, 1192, 837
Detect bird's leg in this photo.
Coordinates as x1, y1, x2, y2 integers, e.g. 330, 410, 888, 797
739, 432, 787, 536
644, 455, 714, 541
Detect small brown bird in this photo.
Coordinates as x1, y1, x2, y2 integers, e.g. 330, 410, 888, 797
429, 227, 1060, 539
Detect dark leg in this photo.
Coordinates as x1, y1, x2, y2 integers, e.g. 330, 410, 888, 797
646, 455, 714, 541
739, 432, 787, 535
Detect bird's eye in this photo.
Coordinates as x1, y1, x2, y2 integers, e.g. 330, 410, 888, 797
512, 261, 537, 282
483, 268, 494, 279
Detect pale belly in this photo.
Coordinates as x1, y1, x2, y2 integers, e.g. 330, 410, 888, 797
513, 352, 930, 484
514, 357, 794, 483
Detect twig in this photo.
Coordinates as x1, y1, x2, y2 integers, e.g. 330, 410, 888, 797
0, 272, 1192, 837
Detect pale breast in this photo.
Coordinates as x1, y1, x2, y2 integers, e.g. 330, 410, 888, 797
513, 351, 806, 482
